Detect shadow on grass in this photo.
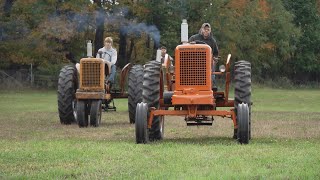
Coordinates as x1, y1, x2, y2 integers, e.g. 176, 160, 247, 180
163, 136, 237, 145
160, 137, 280, 145
100, 121, 132, 127
94, 135, 280, 146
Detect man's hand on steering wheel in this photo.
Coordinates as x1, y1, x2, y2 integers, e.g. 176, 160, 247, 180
194, 40, 207, 44
213, 56, 220, 64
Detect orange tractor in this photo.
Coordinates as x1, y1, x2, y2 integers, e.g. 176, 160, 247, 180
57, 42, 143, 127
135, 20, 252, 144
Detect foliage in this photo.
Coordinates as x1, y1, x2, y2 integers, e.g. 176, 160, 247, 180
0, 0, 95, 69
198, 0, 301, 81
1, 0, 319, 83
282, 0, 320, 82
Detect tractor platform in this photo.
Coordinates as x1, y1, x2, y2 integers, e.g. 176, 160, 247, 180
185, 116, 214, 126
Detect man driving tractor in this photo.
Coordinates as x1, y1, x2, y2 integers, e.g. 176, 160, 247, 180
189, 23, 219, 90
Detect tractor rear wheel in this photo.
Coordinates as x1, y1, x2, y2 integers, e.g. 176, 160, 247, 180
237, 103, 250, 144
135, 102, 149, 144
128, 65, 144, 124
142, 61, 163, 141
57, 65, 78, 124
90, 100, 102, 127
234, 60, 251, 139
77, 100, 89, 128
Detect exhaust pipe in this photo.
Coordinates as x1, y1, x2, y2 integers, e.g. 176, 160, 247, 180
181, 19, 188, 44
87, 40, 93, 58
156, 49, 162, 62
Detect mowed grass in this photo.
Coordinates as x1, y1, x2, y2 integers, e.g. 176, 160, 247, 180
0, 87, 320, 179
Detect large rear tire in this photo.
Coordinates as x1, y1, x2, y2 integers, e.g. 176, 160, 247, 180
128, 65, 144, 124
135, 102, 149, 144
77, 100, 89, 128
234, 60, 251, 139
90, 100, 102, 127
142, 61, 163, 141
57, 65, 78, 124
237, 103, 250, 144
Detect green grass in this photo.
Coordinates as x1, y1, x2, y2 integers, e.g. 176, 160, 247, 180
252, 87, 320, 112
0, 86, 320, 179
1, 140, 319, 179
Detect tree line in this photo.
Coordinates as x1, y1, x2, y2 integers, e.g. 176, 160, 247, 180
0, 0, 319, 83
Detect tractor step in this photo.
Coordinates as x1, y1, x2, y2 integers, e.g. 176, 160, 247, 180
185, 116, 213, 126
110, 88, 121, 93
104, 105, 116, 111
187, 122, 213, 126
102, 99, 117, 111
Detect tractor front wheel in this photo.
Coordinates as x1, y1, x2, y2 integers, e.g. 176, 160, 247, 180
90, 100, 102, 127
237, 103, 250, 144
135, 102, 149, 144
77, 100, 89, 128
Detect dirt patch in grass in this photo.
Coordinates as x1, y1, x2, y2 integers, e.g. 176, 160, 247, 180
252, 111, 320, 139
1, 111, 319, 142
162, 111, 320, 141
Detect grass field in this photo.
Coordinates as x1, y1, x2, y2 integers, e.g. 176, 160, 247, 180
0, 86, 320, 179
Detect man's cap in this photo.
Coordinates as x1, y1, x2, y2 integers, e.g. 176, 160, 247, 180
160, 46, 167, 49
201, 23, 211, 29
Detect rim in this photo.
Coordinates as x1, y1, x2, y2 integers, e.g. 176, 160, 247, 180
160, 116, 164, 135
98, 101, 102, 124
72, 99, 77, 121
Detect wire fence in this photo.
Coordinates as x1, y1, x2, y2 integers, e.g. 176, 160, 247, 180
0, 65, 229, 91
0, 68, 58, 90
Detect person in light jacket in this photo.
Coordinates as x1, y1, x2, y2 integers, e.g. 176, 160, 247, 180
96, 37, 117, 85
160, 46, 173, 67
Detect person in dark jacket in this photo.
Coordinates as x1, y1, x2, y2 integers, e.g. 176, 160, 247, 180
188, 23, 219, 89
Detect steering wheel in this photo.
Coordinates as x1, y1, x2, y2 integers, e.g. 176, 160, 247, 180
194, 40, 207, 45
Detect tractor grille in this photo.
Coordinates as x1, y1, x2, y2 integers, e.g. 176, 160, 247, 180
179, 51, 207, 85
81, 61, 102, 88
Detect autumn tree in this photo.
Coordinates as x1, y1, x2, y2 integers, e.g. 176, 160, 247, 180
1, 0, 319, 84
0, 0, 95, 71
283, 0, 320, 82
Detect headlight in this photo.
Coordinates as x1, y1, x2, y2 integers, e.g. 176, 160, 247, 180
219, 65, 226, 72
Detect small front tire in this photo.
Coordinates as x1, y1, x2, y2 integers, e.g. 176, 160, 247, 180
90, 100, 102, 127
237, 103, 250, 144
77, 100, 89, 128
135, 102, 149, 144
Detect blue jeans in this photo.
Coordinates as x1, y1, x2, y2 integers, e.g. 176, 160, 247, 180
212, 63, 216, 87
108, 65, 116, 84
